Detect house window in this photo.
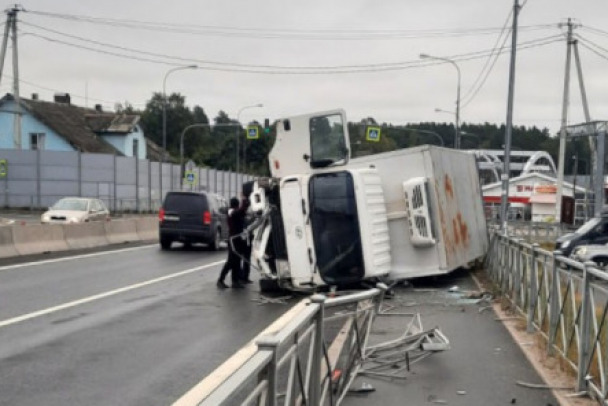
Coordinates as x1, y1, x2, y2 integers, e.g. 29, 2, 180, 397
132, 139, 139, 157
30, 133, 45, 150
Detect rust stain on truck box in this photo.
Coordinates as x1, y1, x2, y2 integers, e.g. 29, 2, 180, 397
444, 175, 454, 199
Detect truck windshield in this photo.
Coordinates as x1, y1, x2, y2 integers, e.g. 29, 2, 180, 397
309, 113, 347, 168
309, 172, 364, 285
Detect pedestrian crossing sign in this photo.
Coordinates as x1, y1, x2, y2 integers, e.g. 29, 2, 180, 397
247, 126, 259, 140
0, 159, 6, 178
366, 126, 381, 142
184, 170, 197, 185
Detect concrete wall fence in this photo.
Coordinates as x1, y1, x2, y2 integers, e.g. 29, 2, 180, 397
0, 149, 255, 212
0, 218, 159, 259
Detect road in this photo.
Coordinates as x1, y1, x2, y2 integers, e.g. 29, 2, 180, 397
0, 244, 295, 406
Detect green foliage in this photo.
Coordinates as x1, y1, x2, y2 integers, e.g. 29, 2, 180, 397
136, 94, 582, 176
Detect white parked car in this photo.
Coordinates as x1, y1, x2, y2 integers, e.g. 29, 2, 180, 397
41, 197, 110, 224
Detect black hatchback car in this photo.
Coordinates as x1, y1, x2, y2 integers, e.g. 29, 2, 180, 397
158, 191, 229, 250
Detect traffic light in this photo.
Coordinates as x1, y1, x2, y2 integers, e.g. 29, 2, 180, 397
264, 118, 270, 134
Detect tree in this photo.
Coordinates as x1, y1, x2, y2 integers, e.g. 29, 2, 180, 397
139, 92, 194, 161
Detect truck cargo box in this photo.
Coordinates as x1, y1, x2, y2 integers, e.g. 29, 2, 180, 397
349, 146, 489, 279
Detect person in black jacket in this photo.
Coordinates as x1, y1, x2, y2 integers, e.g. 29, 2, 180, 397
217, 195, 250, 289
240, 181, 255, 284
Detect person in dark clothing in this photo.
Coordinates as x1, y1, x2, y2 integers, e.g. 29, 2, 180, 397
217, 195, 250, 289
240, 182, 255, 284
240, 225, 253, 284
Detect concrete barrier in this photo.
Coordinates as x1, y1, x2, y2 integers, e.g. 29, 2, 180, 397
0, 226, 18, 258
104, 219, 140, 244
64, 222, 109, 250
12, 223, 69, 256
135, 217, 159, 242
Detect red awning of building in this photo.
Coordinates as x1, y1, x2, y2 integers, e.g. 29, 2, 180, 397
529, 194, 556, 204
483, 196, 530, 204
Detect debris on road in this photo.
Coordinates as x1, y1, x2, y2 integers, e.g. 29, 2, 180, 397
427, 395, 448, 404
251, 295, 292, 305
348, 382, 375, 393
359, 313, 450, 380
515, 380, 574, 390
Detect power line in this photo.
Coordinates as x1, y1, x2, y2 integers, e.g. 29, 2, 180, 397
24, 9, 555, 41
581, 25, 608, 38
576, 35, 608, 62
20, 21, 438, 70
461, 9, 513, 106
20, 25, 564, 74
575, 34, 608, 55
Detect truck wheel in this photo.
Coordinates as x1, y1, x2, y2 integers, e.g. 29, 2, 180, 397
259, 278, 280, 293
160, 236, 172, 250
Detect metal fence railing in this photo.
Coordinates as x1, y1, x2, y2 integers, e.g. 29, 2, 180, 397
486, 233, 608, 403
486, 220, 575, 242
198, 287, 387, 406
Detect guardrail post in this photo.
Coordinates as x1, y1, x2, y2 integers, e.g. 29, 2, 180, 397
548, 250, 562, 355
527, 243, 539, 332
502, 237, 511, 294
309, 294, 326, 406
498, 235, 506, 287
256, 336, 280, 406
577, 261, 593, 392
513, 239, 522, 308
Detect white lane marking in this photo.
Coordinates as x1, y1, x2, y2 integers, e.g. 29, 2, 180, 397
0, 244, 158, 272
0, 260, 224, 329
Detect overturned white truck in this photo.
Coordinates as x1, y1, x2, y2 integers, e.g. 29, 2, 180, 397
248, 109, 489, 292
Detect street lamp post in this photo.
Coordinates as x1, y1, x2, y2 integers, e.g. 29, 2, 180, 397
409, 128, 444, 147
236, 103, 263, 173
460, 131, 480, 148
162, 65, 197, 163
158, 64, 197, 205
420, 54, 461, 149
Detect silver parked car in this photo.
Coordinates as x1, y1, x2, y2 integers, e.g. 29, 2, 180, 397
41, 197, 110, 224
570, 244, 608, 268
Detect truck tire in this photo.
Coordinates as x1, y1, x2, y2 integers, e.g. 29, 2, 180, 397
160, 236, 172, 250
259, 278, 280, 293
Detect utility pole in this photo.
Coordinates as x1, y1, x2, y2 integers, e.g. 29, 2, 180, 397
499, 0, 520, 231
555, 19, 574, 224
572, 31, 594, 216
0, 6, 22, 149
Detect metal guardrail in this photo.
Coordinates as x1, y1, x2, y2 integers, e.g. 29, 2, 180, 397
198, 287, 386, 406
486, 220, 575, 242
486, 233, 608, 404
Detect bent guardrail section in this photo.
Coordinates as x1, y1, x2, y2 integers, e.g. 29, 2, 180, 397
191, 286, 387, 406
486, 233, 608, 403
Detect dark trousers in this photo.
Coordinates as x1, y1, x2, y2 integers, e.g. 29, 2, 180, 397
219, 238, 244, 284
241, 236, 252, 281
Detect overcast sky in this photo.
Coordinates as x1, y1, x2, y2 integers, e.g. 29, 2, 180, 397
3, 0, 608, 134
